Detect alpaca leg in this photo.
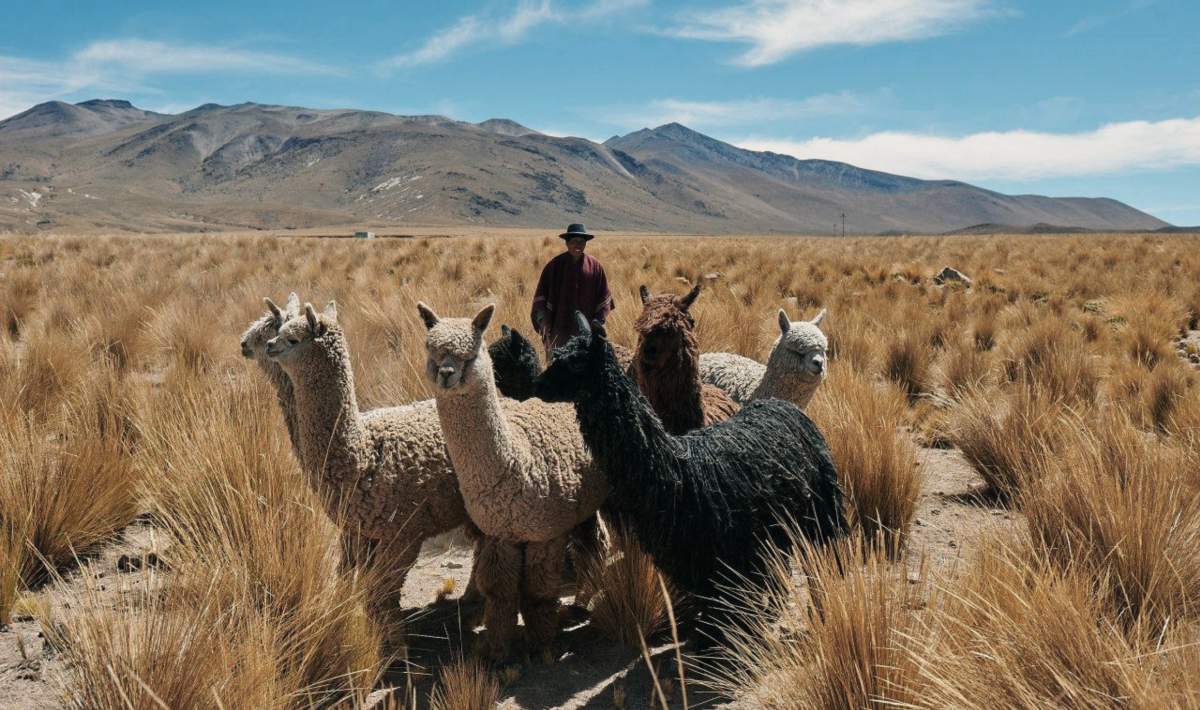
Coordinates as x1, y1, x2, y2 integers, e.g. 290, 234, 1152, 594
367, 535, 421, 620
521, 535, 568, 658
568, 513, 610, 609
474, 537, 522, 662
459, 519, 485, 606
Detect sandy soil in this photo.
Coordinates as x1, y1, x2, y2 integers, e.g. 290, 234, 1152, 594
0, 444, 1015, 710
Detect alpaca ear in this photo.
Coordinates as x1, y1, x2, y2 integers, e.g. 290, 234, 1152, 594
264, 297, 282, 320
778, 309, 791, 335
811, 308, 827, 328
416, 302, 439, 330
285, 292, 300, 312
500, 324, 511, 338
323, 300, 338, 321
639, 285, 650, 305
472, 304, 495, 333
304, 303, 322, 334
679, 284, 701, 311
574, 311, 591, 340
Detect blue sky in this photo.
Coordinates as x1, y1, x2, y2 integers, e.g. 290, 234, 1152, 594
2, 0, 1198, 223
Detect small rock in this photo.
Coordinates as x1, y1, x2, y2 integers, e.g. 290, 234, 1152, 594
117, 554, 140, 572
14, 659, 41, 681
948, 541, 958, 549
933, 266, 973, 288
442, 561, 463, 570
930, 508, 941, 515
913, 518, 924, 526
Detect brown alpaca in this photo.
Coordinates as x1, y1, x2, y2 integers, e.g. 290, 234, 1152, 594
632, 284, 739, 434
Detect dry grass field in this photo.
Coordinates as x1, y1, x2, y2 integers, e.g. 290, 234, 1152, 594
1, 228, 1199, 708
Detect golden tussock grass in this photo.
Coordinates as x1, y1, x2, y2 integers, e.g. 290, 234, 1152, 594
0, 389, 142, 623
807, 368, 921, 553
579, 522, 679, 648
1024, 411, 1200, 633
706, 535, 926, 709
3, 230, 1200, 706
429, 657, 501, 710
911, 540, 1193, 709
948, 384, 1065, 499
130, 375, 388, 705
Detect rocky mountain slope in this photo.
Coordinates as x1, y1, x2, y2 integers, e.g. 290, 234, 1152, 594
0, 99, 1168, 233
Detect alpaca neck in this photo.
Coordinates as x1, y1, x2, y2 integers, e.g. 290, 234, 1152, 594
578, 346, 678, 495
637, 347, 705, 435
256, 358, 303, 464
433, 354, 530, 505
287, 333, 368, 489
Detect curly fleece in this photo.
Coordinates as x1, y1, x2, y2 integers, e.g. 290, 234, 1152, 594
266, 305, 475, 609
700, 310, 828, 409
421, 304, 609, 659
632, 286, 739, 434
534, 316, 848, 642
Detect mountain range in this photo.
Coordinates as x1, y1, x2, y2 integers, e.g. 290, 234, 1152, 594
0, 99, 1168, 234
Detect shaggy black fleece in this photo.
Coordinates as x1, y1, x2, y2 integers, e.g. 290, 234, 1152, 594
488, 324, 542, 401
534, 314, 848, 633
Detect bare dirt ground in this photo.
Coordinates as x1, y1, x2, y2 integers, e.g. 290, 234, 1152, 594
0, 443, 1008, 710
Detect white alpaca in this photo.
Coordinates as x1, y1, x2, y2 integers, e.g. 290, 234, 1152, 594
418, 302, 608, 660
700, 308, 828, 409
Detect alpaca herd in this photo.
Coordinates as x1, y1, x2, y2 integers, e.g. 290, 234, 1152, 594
240, 282, 844, 662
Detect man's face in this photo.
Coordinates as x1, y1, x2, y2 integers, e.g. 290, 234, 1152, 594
566, 237, 587, 259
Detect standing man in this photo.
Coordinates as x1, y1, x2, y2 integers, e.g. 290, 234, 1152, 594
531, 223, 615, 358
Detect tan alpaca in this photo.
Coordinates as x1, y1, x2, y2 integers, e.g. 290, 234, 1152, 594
240, 293, 304, 463
418, 302, 608, 660
265, 301, 474, 605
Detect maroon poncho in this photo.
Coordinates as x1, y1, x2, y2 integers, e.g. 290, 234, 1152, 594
530, 252, 614, 354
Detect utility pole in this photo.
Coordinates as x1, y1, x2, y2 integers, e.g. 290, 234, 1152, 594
841, 213, 845, 238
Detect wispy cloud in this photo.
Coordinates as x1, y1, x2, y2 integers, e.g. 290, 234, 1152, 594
665, 0, 994, 67
736, 116, 1200, 180
74, 39, 339, 76
1066, 0, 1155, 37
605, 92, 869, 130
0, 39, 338, 120
380, 0, 647, 70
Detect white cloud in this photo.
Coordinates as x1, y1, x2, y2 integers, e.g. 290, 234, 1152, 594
611, 92, 868, 129
0, 39, 336, 120
736, 116, 1200, 181
74, 39, 339, 76
380, 0, 647, 70
667, 0, 993, 66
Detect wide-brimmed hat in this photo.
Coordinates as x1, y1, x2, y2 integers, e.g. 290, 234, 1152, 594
559, 223, 594, 241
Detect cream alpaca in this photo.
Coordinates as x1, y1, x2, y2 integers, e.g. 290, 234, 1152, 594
265, 301, 471, 601
700, 308, 828, 409
418, 302, 608, 660
240, 293, 304, 463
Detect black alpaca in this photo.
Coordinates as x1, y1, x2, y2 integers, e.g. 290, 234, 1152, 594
534, 313, 848, 636
488, 324, 542, 401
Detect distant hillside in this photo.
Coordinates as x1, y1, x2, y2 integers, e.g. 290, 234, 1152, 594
0, 99, 1169, 234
